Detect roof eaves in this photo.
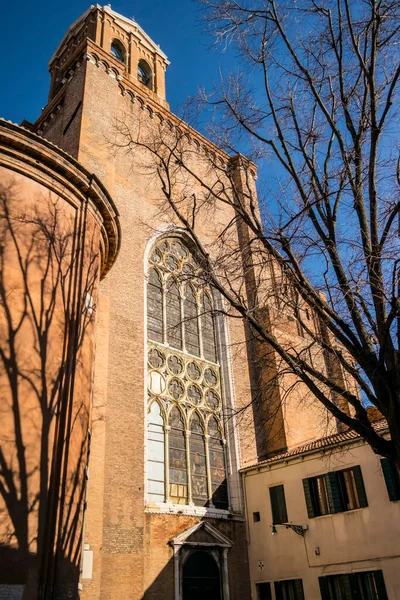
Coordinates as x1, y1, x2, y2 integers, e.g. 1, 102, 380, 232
240, 420, 388, 473
103, 6, 169, 63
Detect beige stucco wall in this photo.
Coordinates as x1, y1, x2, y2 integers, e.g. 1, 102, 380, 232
243, 440, 400, 599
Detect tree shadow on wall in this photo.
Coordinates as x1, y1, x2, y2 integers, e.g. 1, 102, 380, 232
0, 182, 99, 599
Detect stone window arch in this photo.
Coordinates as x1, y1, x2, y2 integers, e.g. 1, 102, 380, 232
110, 39, 126, 63
138, 59, 152, 89
146, 235, 229, 510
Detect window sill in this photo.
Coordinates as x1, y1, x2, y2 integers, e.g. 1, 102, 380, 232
145, 501, 244, 520
311, 506, 367, 520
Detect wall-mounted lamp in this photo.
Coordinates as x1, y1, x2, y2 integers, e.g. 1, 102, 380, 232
271, 523, 308, 537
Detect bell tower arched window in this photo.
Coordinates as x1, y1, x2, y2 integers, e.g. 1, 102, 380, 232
110, 39, 126, 63
146, 236, 229, 510
138, 59, 152, 89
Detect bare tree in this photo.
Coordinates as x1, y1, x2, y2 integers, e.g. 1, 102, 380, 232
113, 0, 400, 466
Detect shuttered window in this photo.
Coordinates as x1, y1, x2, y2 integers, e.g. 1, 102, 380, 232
380, 458, 400, 501
303, 466, 367, 518
256, 582, 272, 600
269, 485, 288, 524
319, 570, 388, 600
274, 579, 304, 600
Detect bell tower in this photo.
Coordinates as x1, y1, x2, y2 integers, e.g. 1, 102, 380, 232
47, 5, 169, 105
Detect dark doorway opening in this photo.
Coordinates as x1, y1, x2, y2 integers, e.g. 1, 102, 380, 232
182, 550, 221, 600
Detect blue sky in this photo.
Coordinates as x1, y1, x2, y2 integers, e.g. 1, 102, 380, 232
0, 0, 234, 126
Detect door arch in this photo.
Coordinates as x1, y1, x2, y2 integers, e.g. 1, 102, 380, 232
182, 550, 221, 600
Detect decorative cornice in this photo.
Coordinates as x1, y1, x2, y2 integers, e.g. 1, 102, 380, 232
0, 119, 120, 278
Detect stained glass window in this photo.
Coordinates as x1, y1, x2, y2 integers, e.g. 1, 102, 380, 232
146, 236, 228, 510
190, 414, 208, 506
184, 285, 200, 356
147, 269, 163, 342
169, 407, 187, 504
166, 279, 182, 349
147, 402, 165, 503
208, 417, 228, 509
202, 294, 217, 362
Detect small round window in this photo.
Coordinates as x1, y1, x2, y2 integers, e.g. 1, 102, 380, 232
110, 40, 126, 63
138, 60, 152, 89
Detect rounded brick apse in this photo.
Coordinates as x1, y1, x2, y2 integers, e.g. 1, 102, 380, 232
0, 120, 120, 599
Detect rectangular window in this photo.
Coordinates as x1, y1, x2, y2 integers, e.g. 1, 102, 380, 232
380, 458, 400, 501
275, 579, 305, 600
256, 582, 272, 600
270, 484, 288, 524
319, 570, 388, 600
253, 511, 261, 522
303, 466, 367, 518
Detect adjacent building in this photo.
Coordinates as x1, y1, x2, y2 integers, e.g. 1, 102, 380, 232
243, 421, 400, 599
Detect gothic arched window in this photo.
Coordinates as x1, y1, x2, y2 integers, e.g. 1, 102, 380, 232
146, 236, 229, 510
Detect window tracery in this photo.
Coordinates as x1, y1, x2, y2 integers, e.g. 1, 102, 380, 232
146, 236, 229, 510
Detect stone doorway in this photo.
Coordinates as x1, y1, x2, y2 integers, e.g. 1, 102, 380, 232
170, 521, 232, 600
182, 550, 221, 600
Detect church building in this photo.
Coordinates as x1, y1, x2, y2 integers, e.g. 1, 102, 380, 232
0, 5, 398, 600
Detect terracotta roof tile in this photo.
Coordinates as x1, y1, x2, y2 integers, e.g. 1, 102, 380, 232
241, 419, 388, 471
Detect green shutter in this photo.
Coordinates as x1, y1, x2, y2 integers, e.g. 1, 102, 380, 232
325, 472, 344, 513
318, 577, 329, 600
294, 579, 305, 600
352, 465, 368, 508
270, 485, 288, 524
347, 574, 359, 600
380, 458, 400, 501
256, 582, 272, 600
274, 581, 283, 600
373, 570, 388, 600
302, 478, 316, 518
